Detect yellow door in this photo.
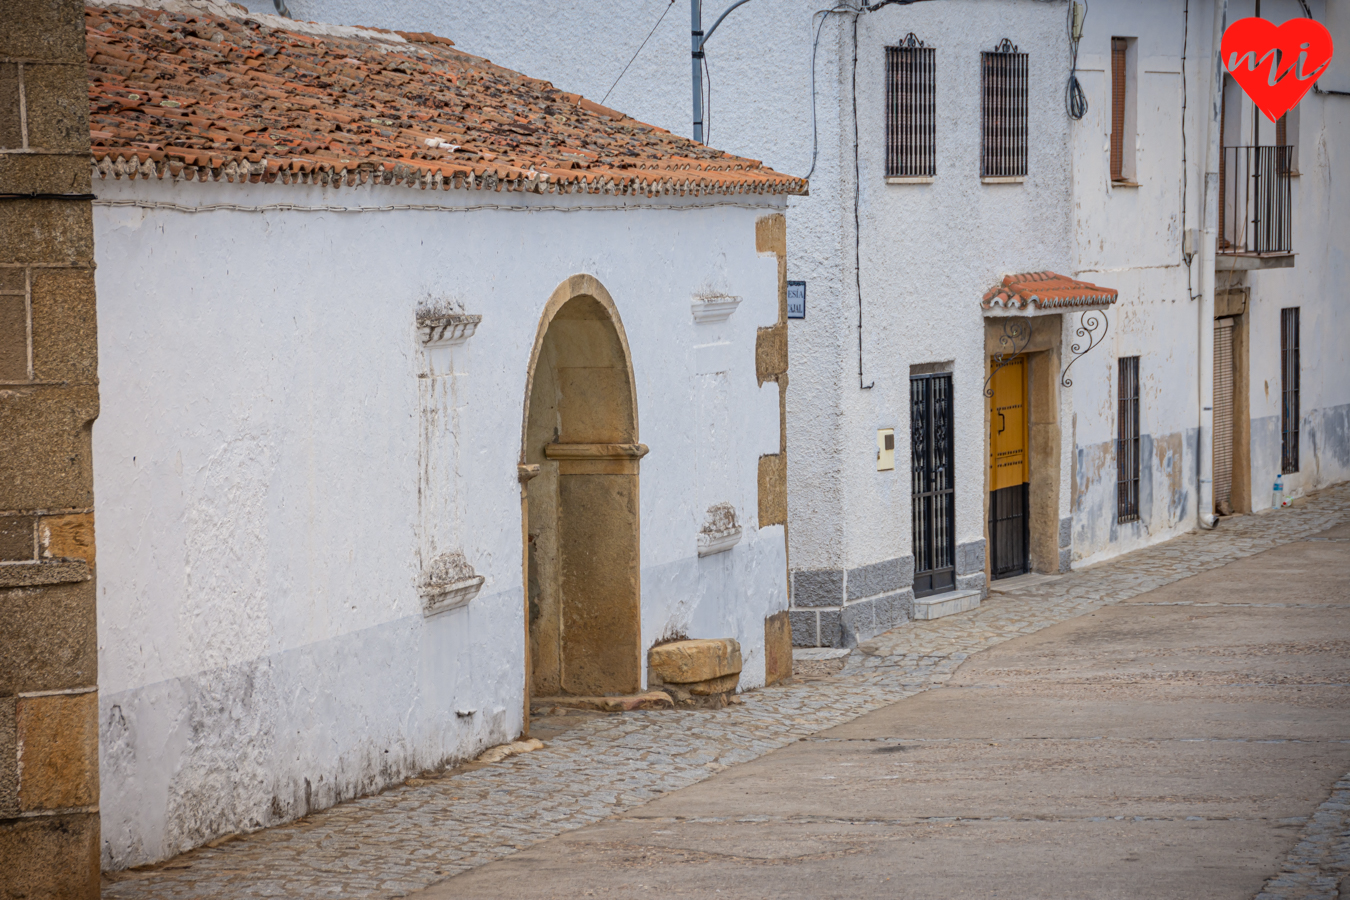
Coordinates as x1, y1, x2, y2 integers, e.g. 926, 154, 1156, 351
989, 355, 1030, 578
989, 356, 1028, 490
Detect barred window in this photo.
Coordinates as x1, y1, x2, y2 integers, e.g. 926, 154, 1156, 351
980, 39, 1028, 178
885, 34, 935, 178
1117, 356, 1140, 523
1281, 307, 1300, 473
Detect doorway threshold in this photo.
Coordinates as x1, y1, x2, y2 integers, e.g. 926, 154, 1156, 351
912, 588, 982, 621
988, 571, 1063, 594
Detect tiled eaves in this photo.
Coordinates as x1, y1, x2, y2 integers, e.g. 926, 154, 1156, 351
85, 2, 807, 198
982, 270, 1119, 311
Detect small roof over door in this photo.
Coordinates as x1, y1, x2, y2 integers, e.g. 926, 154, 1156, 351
982, 271, 1118, 316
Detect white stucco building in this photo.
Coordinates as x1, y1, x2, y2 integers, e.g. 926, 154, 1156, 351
86, 0, 801, 868
296, 0, 1350, 646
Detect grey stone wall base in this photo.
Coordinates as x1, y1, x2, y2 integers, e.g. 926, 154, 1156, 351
955, 539, 986, 576
1059, 516, 1073, 549
789, 588, 915, 648
846, 556, 911, 601
1058, 547, 1073, 574
789, 610, 818, 647
791, 568, 844, 608
956, 572, 987, 598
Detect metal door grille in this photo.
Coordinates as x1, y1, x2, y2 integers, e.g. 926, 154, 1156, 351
1213, 318, 1235, 512
980, 39, 1028, 177
911, 373, 955, 597
886, 36, 935, 178
1281, 307, 1300, 473
1110, 37, 1127, 181
1117, 356, 1140, 522
990, 483, 1029, 580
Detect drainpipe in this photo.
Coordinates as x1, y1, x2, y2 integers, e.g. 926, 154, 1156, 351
1197, 0, 1227, 530
691, 1, 704, 143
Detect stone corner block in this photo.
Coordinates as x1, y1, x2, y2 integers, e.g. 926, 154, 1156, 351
16, 690, 98, 811
1059, 516, 1073, 549
763, 611, 792, 685
1058, 548, 1073, 574
791, 568, 844, 608
789, 610, 819, 647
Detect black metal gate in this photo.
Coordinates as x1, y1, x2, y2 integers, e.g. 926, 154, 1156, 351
911, 373, 955, 597
989, 483, 1028, 579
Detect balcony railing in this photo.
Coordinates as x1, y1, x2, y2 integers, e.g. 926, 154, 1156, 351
1219, 145, 1293, 255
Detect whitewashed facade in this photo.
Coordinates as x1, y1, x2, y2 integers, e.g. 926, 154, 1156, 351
93, 167, 789, 865
301, 0, 1350, 645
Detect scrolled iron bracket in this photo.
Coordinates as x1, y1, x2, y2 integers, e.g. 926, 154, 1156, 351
1060, 310, 1109, 389
992, 37, 1019, 54
897, 32, 926, 49
982, 318, 1032, 398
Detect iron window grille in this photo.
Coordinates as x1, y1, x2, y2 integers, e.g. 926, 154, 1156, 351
1281, 307, 1300, 474
911, 373, 955, 597
1117, 356, 1141, 523
885, 34, 936, 178
980, 39, 1028, 178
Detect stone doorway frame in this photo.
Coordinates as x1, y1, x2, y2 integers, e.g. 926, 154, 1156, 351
983, 315, 1069, 577
520, 275, 646, 710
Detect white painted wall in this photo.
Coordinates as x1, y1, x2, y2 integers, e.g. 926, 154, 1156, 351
290, 0, 1350, 608
1070, 0, 1349, 564
92, 177, 786, 868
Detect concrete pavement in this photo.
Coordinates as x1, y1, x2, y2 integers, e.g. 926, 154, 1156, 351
417, 521, 1350, 899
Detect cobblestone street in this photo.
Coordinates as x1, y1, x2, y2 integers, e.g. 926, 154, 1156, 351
103, 486, 1350, 899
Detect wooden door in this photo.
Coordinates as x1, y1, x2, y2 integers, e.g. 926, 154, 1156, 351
988, 356, 1029, 579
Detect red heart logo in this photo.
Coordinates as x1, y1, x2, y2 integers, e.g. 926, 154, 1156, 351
1222, 17, 1334, 123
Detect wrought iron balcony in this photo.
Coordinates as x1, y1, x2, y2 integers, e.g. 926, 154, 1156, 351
1219, 145, 1294, 262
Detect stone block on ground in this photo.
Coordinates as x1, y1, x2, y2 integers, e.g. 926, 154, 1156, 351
647, 638, 742, 686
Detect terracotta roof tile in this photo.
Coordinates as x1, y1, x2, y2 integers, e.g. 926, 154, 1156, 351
86, 1, 806, 197
981, 271, 1119, 312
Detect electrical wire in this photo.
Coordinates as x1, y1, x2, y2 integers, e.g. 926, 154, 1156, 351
703, 51, 712, 145
1295, 0, 1350, 96
1065, 0, 1088, 119
601, 0, 676, 106
852, 8, 872, 390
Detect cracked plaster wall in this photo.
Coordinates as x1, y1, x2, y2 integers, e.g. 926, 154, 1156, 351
92, 177, 786, 868
1071, 0, 1349, 551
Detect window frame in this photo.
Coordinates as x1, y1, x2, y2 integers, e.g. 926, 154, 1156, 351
1281, 307, 1300, 474
1109, 36, 1138, 184
1117, 355, 1141, 523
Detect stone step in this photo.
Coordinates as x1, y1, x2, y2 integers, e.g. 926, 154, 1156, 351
530, 692, 673, 714
912, 588, 982, 621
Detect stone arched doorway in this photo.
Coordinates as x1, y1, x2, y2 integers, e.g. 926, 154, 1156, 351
521, 275, 646, 699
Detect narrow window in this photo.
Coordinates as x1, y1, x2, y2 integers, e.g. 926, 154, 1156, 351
886, 34, 935, 178
1281, 307, 1300, 473
1110, 37, 1136, 183
980, 39, 1028, 178
1276, 107, 1298, 174
1117, 356, 1140, 522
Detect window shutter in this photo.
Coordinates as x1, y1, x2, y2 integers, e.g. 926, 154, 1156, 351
1110, 38, 1127, 181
